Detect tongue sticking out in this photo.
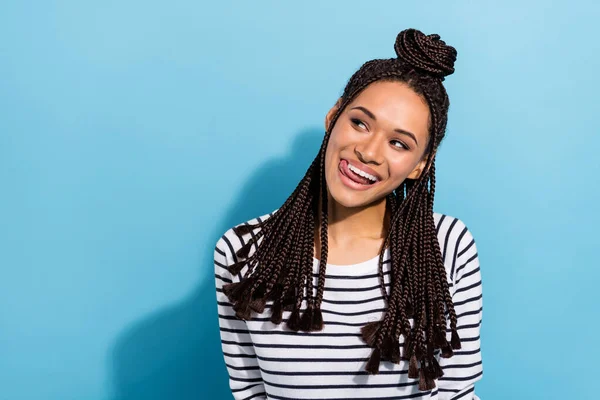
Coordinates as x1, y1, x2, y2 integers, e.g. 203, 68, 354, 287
347, 167, 373, 185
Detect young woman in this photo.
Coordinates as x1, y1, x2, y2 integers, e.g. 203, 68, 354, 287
214, 28, 483, 400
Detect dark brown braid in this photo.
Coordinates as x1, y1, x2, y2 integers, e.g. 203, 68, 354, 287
222, 28, 461, 391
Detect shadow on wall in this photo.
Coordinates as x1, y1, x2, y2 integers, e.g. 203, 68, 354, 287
108, 127, 324, 400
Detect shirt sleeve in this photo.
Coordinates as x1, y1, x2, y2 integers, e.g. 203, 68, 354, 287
214, 235, 267, 400
437, 226, 483, 400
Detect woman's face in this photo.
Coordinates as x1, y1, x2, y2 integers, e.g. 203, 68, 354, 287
324, 80, 432, 209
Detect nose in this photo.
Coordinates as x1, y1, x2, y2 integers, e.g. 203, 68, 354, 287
355, 132, 385, 165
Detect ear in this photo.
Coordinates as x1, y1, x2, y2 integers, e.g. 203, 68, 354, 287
406, 159, 427, 180
325, 98, 343, 132
406, 151, 435, 180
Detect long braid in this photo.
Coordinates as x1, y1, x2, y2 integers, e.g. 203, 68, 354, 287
405, 182, 429, 379
265, 185, 310, 324
222, 28, 461, 392
413, 183, 435, 390
377, 193, 396, 305
279, 168, 318, 328
425, 162, 452, 356
362, 176, 425, 372
429, 162, 462, 353
311, 127, 330, 325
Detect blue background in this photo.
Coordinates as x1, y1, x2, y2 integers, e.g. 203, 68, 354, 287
1, 1, 598, 399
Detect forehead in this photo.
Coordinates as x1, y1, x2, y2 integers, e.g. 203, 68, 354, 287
346, 80, 430, 140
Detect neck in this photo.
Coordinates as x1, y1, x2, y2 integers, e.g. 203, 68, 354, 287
316, 186, 391, 249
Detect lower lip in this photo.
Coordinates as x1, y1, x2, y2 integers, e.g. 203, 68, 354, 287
338, 159, 379, 191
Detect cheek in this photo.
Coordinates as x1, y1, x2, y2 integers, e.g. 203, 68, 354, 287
324, 128, 347, 165
327, 127, 348, 149
387, 158, 416, 182
323, 138, 337, 182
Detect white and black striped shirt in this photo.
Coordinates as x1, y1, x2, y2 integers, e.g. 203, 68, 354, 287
214, 209, 483, 400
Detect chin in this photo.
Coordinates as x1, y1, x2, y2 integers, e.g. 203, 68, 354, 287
327, 184, 388, 209
329, 193, 364, 209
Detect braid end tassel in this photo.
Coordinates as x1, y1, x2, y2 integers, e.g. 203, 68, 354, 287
365, 347, 381, 375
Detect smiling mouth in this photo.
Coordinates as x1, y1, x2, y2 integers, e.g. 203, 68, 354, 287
338, 159, 380, 187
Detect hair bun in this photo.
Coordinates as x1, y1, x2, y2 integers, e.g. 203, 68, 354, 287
394, 28, 457, 80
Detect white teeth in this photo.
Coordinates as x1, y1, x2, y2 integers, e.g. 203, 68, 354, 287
347, 163, 378, 182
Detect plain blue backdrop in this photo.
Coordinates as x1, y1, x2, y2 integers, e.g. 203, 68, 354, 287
1, 1, 598, 399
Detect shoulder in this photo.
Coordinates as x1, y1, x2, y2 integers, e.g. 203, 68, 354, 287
433, 211, 479, 283
213, 209, 279, 284
433, 211, 476, 249
214, 208, 279, 266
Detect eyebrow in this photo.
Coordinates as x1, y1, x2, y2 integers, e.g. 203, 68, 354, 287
350, 106, 419, 146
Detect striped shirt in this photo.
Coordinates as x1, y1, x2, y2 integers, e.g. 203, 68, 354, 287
214, 209, 483, 400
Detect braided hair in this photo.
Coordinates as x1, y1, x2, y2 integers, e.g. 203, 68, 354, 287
222, 28, 460, 391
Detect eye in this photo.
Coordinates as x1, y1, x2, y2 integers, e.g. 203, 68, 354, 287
350, 118, 367, 130
391, 140, 409, 150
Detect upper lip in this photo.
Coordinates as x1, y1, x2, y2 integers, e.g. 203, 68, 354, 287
343, 159, 382, 181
